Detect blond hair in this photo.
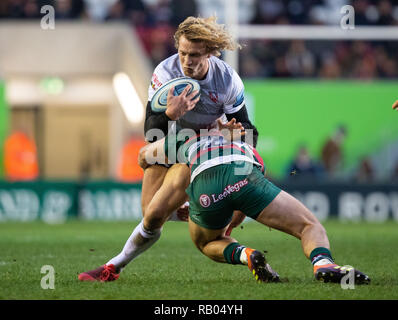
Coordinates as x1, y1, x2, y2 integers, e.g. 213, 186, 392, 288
174, 16, 241, 57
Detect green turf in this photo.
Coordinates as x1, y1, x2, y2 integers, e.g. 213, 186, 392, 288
0, 220, 397, 300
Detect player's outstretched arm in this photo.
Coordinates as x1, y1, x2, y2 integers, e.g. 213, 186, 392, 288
138, 138, 168, 170
393, 100, 398, 110
217, 118, 246, 142
226, 105, 259, 147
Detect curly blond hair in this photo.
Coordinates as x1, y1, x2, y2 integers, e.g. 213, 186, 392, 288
174, 16, 241, 56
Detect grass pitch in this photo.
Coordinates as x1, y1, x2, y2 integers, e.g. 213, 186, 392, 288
0, 220, 397, 300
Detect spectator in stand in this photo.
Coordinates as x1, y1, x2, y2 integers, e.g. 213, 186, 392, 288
124, 0, 147, 26
272, 56, 291, 77
321, 125, 347, 179
285, 40, 315, 77
23, 0, 40, 19
0, 2, 7, 18
242, 56, 265, 78
55, 0, 80, 20
393, 160, 398, 181
375, 46, 398, 78
377, 0, 394, 25
146, 23, 176, 66
0, 0, 397, 80
250, 0, 285, 24
284, 0, 312, 24
170, 0, 198, 27
352, 0, 374, 25
318, 54, 342, 78
240, 48, 266, 78
131, 0, 181, 67
287, 145, 324, 181
4, 130, 39, 181
355, 156, 375, 183
144, 0, 171, 26
116, 134, 146, 183
4, 0, 26, 19
105, 0, 127, 20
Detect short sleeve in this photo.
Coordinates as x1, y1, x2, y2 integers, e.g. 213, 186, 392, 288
223, 70, 246, 114
148, 64, 172, 102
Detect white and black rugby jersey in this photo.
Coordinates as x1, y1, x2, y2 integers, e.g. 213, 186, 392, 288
148, 53, 246, 131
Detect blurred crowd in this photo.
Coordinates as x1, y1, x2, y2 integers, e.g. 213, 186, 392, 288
1, 0, 398, 79
240, 39, 398, 79
285, 125, 398, 183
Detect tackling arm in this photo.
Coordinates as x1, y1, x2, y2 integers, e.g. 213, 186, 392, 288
226, 105, 258, 147
138, 137, 168, 170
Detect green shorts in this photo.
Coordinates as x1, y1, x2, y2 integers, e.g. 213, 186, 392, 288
186, 163, 281, 229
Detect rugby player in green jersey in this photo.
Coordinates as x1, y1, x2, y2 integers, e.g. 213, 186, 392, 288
138, 123, 371, 284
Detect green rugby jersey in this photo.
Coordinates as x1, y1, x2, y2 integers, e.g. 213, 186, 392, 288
164, 131, 265, 182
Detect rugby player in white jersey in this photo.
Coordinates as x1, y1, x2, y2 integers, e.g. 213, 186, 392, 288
137, 126, 370, 284
78, 16, 255, 282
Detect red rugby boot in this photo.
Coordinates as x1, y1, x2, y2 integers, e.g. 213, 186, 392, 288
78, 264, 119, 282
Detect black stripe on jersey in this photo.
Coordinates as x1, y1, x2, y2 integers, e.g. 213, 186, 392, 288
226, 104, 258, 147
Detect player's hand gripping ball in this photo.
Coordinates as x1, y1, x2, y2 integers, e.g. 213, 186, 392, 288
151, 77, 200, 112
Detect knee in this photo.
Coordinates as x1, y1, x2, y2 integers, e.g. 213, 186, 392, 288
196, 244, 205, 255
195, 241, 219, 263
300, 218, 326, 239
191, 234, 210, 255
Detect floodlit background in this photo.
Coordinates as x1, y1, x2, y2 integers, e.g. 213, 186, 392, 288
0, 0, 397, 223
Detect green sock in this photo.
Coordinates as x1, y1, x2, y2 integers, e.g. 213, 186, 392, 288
223, 242, 246, 265
309, 247, 334, 265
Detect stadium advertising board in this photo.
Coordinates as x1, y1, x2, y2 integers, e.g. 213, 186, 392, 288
280, 182, 398, 222
78, 181, 142, 221
0, 181, 396, 223
0, 181, 141, 223
0, 181, 77, 223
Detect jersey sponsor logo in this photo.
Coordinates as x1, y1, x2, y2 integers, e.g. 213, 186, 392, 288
233, 90, 244, 108
199, 194, 211, 208
211, 178, 248, 203
208, 91, 219, 103
151, 73, 162, 90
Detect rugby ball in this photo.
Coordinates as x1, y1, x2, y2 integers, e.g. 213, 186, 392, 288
151, 77, 200, 112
